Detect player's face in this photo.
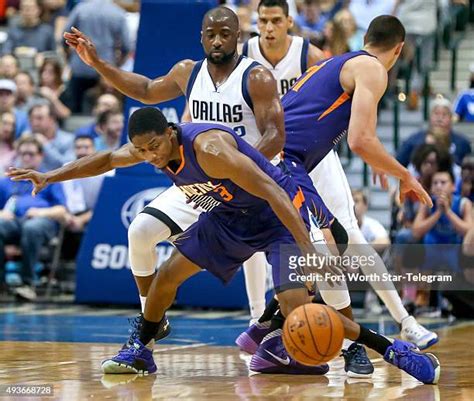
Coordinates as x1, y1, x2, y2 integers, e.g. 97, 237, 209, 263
202, 19, 239, 65
258, 6, 293, 48
132, 129, 174, 169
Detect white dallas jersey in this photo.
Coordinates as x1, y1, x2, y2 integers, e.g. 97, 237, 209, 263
243, 35, 309, 97
186, 56, 262, 147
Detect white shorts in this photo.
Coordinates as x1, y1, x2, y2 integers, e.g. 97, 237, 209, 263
145, 184, 202, 236
309, 151, 358, 231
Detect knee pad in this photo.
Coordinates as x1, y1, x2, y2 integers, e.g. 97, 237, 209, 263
128, 212, 172, 277
330, 218, 348, 255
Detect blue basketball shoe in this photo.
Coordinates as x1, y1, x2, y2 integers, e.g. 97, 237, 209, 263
249, 330, 329, 375
101, 339, 157, 374
236, 321, 272, 354
384, 339, 440, 384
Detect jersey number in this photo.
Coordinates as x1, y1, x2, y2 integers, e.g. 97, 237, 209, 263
234, 125, 246, 137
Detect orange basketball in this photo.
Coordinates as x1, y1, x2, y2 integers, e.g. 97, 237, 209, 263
282, 304, 344, 366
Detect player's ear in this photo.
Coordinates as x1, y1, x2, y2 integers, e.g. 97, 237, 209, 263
395, 42, 404, 56
200, 31, 203, 44
237, 29, 241, 42
287, 15, 294, 30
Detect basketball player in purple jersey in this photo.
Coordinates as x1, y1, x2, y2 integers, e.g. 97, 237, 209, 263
34, 107, 447, 381
7, 108, 440, 383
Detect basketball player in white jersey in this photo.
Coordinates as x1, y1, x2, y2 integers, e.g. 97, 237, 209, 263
241, 0, 438, 353
63, 7, 287, 334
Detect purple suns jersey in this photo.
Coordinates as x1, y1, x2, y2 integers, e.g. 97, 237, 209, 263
162, 123, 302, 211
282, 50, 374, 172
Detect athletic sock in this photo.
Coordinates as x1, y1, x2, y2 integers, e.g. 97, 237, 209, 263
269, 310, 285, 331
139, 296, 147, 313
258, 297, 279, 323
139, 316, 164, 346
356, 325, 393, 356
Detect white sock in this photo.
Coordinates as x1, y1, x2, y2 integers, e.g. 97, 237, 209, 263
140, 295, 147, 313
243, 253, 268, 320
348, 228, 409, 324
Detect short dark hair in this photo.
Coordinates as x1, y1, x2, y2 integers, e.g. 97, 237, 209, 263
365, 15, 405, 50
74, 134, 94, 144
128, 107, 168, 140
98, 109, 122, 127
434, 168, 455, 183
258, 0, 289, 17
28, 101, 57, 121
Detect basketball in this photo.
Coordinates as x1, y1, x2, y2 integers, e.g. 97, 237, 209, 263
282, 304, 344, 366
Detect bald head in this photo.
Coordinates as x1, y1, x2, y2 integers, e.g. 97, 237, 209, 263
202, 6, 239, 31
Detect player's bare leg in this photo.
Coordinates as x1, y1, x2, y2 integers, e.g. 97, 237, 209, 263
101, 250, 201, 374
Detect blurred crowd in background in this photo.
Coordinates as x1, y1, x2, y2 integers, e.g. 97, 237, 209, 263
0, 0, 472, 314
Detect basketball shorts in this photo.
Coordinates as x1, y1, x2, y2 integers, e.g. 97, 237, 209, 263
173, 190, 310, 293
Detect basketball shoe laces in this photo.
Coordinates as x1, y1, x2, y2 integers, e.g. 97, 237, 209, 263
116, 340, 143, 362
389, 348, 422, 377
341, 344, 368, 364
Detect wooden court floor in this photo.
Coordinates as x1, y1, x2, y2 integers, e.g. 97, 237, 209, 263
0, 323, 472, 400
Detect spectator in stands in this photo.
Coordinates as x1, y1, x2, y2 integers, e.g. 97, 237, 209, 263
0, 136, 66, 300
14, 71, 40, 113
38, 58, 71, 121
4, 0, 56, 55
321, 17, 349, 57
397, 98, 472, 168
40, 0, 69, 43
83, 75, 124, 115
395, 144, 441, 245
294, 0, 326, 45
333, 9, 363, 51
27, 102, 74, 170
94, 109, 123, 151
74, 93, 121, 140
413, 169, 472, 272
353, 189, 391, 254
61, 135, 105, 259
457, 156, 474, 202
453, 63, 474, 123
0, 54, 20, 79
0, 79, 29, 138
0, 112, 16, 176
63, 0, 130, 113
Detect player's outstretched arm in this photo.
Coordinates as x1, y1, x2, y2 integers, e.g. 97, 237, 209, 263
247, 66, 286, 160
6, 144, 143, 195
346, 58, 432, 207
63, 27, 191, 104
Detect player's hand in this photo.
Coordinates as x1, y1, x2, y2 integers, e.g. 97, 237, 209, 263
399, 175, 433, 207
6, 168, 48, 196
26, 208, 44, 218
372, 169, 389, 190
63, 27, 99, 67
